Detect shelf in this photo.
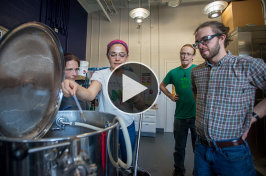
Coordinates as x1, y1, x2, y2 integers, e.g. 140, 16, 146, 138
75, 75, 89, 81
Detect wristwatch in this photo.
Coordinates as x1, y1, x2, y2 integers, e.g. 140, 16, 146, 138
252, 112, 260, 121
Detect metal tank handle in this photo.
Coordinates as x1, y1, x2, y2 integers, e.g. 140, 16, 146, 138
28, 142, 71, 153
13, 142, 70, 160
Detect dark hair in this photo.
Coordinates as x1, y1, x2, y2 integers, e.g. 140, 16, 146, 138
64, 53, 80, 67
194, 21, 233, 48
181, 44, 196, 55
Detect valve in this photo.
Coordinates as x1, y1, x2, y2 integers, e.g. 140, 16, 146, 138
58, 148, 97, 176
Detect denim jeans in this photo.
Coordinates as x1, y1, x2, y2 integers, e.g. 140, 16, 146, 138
174, 117, 197, 175
119, 121, 136, 164
194, 137, 257, 176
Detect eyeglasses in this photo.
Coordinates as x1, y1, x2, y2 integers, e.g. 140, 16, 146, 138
65, 68, 79, 73
108, 52, 128, 58
180, 52, 194, 57
192, 33, 221, 49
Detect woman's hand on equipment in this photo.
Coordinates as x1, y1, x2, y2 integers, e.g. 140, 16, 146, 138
61, 79, 79, 97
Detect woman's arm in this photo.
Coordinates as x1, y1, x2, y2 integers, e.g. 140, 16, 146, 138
61, 79, 102, 101
131, 93, 146, 111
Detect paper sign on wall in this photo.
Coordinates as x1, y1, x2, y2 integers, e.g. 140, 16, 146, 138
146, 96, 153, 105
142, 73, 151, 85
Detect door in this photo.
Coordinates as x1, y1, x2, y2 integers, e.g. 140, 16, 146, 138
164, 61, 180, 132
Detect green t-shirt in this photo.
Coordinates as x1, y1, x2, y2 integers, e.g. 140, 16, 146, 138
163, 64, 196, 119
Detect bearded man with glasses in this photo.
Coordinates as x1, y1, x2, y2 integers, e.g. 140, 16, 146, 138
160, 44, 197, 176
191, 21, 266, 176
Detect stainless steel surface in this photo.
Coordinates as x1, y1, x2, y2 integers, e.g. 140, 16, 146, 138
134, 113, 143, 176
226, 30, 238, 55
238, 32, 252, 57
0, 111, 119, 176
0, 22, 64, 139
233, 25, 266, 33
228, 25, 266, 57
28, 142, 71, 153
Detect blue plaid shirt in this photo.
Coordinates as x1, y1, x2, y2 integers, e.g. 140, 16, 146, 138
191, 51, 266, 140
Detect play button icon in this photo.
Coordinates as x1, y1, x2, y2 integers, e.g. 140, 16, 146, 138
122, 74, 148, 103
107, 62, 159, 114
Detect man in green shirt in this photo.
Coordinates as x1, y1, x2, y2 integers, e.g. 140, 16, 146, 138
160, 44, 197, 176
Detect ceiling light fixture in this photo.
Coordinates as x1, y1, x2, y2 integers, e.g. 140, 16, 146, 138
129, 8, 150, 24
167, 0, 181, 8
203, 1, 228, 19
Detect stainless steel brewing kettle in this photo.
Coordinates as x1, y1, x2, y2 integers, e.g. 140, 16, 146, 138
0, 21, 64, 139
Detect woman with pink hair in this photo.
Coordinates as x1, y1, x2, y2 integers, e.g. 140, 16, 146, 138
61, 39, 145, 164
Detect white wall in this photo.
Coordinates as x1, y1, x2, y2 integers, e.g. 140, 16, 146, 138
85, 2, 221, 129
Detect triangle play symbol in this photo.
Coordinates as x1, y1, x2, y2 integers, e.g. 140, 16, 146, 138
122, 74, 147, 103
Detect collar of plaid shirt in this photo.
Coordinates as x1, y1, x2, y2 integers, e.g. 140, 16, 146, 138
191, 51, 266, 141
205, 52, 228, 67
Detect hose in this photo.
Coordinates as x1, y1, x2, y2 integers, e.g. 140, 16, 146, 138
107, 116, 132, 169
68, 116, 132, 169
69, 122, 103, 131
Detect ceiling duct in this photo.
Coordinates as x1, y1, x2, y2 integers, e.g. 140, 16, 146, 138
96, 0, 112, 22
167, 0, 181, 7
109, 0, 118, 13
103, 0, 112, 13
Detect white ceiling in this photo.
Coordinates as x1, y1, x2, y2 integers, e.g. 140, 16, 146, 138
78, 0, 232, 14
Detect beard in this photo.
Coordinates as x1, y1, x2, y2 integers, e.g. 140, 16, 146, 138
200, 40, 220, 61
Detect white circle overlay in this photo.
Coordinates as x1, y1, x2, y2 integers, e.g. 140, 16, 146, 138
106, 61, 159, 115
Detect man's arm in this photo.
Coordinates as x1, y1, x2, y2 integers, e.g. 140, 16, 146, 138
253, 98, 266, 119
242, 58, 266, 140
249, 58, 266, 119
242, 98, 266, 140
160, 81, 179, 102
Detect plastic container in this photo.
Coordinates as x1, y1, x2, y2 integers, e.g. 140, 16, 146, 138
123, 67, 134, 72
102, 67, 110, 70
79, 61, 89, 76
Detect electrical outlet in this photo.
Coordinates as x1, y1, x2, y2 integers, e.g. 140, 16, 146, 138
54, 28, 58, 33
